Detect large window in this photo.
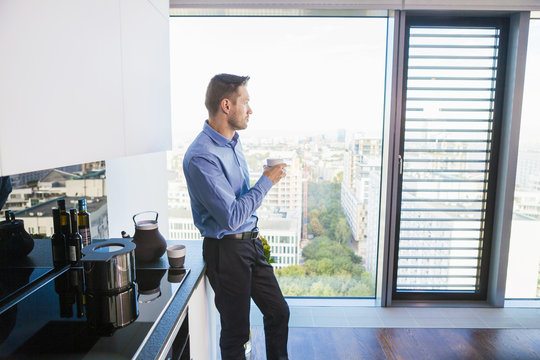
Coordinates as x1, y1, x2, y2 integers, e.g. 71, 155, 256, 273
505, 19, 540, 299
168, 17, 388, 297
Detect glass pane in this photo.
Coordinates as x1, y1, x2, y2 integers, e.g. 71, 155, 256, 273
1, 162, 108, 240
168, 17, 387, 297
505, 20, 540, 299
395, 25, 501, 294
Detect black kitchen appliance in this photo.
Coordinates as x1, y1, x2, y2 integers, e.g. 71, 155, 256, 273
81, 239, 139, 333
136, 268, 166, 304
0, 211, 34, 259
0, 267, 54, 306
81, 238, 136, 294
0, 267, 190, 359
84, 283, 139, 333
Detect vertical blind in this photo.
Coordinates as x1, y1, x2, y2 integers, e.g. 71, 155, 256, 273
395, 25, 501, 293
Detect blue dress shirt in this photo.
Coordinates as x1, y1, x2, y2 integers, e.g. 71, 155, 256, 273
183, 121, 273, 239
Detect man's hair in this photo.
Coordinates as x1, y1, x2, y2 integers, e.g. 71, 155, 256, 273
205, 74, 250, 116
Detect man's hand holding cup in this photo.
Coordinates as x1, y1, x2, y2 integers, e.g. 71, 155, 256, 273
264, 158, 287, 185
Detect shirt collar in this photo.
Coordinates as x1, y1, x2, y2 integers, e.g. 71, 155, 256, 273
203, 120, 239, 147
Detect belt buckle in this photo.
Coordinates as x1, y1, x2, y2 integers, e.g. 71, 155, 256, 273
250, 227, 259, 240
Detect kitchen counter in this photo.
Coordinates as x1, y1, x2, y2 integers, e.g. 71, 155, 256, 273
134, 239, 206, 359
0, 238, 207, 360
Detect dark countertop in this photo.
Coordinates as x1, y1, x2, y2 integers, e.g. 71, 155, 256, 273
1, 237, 55, 268
0, 238, 206, 359
0, 238, 65, 311
134, 239, 205, 359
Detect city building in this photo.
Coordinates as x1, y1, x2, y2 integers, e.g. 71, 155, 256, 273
169, 207, 203, 241
515, 147, 540, 190
9, 165, 82, 188
65, 170, 107, 197
3, 169, 107, 211
16, 196, 108, 239
3, 188, 33, 211
257, 218, 301, 269
341, 136, 382, 262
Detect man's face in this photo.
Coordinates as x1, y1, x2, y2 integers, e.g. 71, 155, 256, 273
227, 85, 252, 131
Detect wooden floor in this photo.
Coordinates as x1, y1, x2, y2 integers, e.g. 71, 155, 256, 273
249, 327, 540, 360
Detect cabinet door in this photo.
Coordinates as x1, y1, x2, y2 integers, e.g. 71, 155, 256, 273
0, 0, 171, 176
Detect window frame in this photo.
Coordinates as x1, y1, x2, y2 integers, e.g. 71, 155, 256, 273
391, 15, 510, 301
164, 8, 531, 306
382, 11, 531, 306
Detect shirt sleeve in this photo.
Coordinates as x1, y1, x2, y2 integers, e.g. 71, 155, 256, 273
186, 155, 273, 231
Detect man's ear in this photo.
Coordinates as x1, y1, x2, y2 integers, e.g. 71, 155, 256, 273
220, 98, 231, 114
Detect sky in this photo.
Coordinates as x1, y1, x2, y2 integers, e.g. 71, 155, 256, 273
169, 17, 388, 146
168, 17, 539, 148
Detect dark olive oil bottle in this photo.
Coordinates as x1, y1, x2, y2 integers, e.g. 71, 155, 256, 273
68, 209, 82, 266
51, 208, 68, 266
77, 199, 91, 247
57, 199, 71, 242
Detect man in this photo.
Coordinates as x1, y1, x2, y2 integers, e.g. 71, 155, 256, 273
183, 74, 289, 360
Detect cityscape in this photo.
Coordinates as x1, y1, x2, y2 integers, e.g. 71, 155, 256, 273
2, 135, 539, 298
167, 130, 380, 297
3, 162, 108, 240
167, 127, 540, 298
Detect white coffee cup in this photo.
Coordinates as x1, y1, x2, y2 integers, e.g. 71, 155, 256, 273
266, 158, 284, 167
167, 244, 186, 268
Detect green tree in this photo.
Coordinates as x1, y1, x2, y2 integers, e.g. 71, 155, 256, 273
309, 217, 324, 237
276, 237, 374, 297
333, 171, 343, 184
275, 179, 374, 297
334, 217, 352, 244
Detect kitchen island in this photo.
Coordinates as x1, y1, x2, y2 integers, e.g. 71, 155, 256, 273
0, 239, 212, 360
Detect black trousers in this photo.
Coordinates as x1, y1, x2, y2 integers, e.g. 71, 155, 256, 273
203, 236, 289, 360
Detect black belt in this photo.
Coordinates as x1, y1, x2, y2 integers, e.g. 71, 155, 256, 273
220, 227, 259, 240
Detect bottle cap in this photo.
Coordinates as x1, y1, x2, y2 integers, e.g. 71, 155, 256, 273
57, 198, 66, 209
78, 199, 87, 210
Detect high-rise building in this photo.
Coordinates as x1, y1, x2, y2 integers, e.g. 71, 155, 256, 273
341, 136, 382, 260
169, 208, 203, 241
515, 147, 540, 190
257, 217, 301, 269
365, 169, 382, 275
261, 156, 303, 214
255, 154, 303, 268
166, 147, 303, 269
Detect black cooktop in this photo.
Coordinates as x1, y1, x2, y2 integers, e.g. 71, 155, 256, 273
0, 267, 189, 359
0, 267, 55, 306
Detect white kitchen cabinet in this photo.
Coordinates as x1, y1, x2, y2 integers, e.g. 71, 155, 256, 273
0, 0, 171, 176
188, 277, 218, 360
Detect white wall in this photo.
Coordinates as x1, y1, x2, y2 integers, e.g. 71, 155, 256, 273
106, 151, 169, 240
0, 0, 171, 176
